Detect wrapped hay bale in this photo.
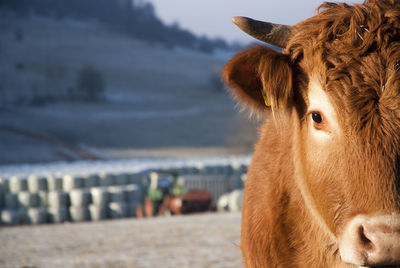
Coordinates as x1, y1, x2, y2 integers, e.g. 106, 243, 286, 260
27, 207, 47, 224
69, 189, 91, 207
17, 192, 40, 209
48, 206, 69, 223
125, 184, 141, 203
48, 191, 68, 207
38, 191, 48, 207
89, 204, 108, 221
228, 190, 244, 212
47, 175, 63, 191
1, 209, 20, 225
115, 173, 128, 185
109, 202, 128, 219
0, 177, 9, 192
62, 174, 84, 192
0, 178, 6, 209
108, 186, 126, 203
0, 191, 3, 210
126, 172, 145, 185
69, 206, 90, 222
18, 208, 29, 224
90, 187, 109, 207
27, 175, 48, 193
9, 176, 28, 194
217, 193, 230, 212
5, 193, 18, 210
84, 174, 100, 188
99, 173, 115, 187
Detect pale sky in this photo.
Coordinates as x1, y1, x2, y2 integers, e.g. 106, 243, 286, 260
144, 0, 363, 43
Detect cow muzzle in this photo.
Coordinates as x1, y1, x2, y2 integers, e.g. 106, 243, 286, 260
339, 214, 400, 267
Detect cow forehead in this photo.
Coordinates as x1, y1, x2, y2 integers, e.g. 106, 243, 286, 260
284, 0, 400, 145
287, 0, 400, 104
294, 44, 400, 138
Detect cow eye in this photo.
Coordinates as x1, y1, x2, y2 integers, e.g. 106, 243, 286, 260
310, 111, 329, 131
312, 112, 323, 124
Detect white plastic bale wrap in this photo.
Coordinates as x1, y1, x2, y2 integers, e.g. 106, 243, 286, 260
217, 193, 230, 212
48, 206, 69, 223
90, 187, 109, 207
0, 177, 9, 192
109, 202, 128, 218
108, 186, 126, 203
47, 175, 63, 191
1, 209, 20, 225
228, 190, 244, 212
9, 176, 28, 193
89, 204, 108, 221
69, 189, 91, 207
62, 174, 84, 192
27, 207, 47, 224
17, 192, 40, 209
38, 191, 48, 207
27, 175, 48, 192
69, 206, 90, 222
47, 191, 68, 208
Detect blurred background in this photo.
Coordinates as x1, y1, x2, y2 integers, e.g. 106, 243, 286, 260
0, 0, 327, 165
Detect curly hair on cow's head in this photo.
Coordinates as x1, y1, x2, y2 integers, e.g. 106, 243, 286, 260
288, 0, 400, 58
286, 0, 400, 147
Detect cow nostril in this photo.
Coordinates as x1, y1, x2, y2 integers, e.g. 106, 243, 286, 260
358, 225, 374, 251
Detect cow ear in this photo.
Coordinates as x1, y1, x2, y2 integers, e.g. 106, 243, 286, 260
222, 45, 293, 113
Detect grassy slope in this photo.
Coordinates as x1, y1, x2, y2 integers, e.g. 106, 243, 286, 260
0, 12, 260, 165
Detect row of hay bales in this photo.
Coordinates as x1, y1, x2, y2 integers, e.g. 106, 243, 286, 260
0, 158, 250, 226
0, 172, 144, 225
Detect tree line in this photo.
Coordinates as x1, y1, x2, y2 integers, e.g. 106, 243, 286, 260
0, 0, 237, 53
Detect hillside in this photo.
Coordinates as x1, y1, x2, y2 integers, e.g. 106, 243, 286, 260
0, 12, 260, 165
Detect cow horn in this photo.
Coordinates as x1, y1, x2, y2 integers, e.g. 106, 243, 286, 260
232, 16, 292, 48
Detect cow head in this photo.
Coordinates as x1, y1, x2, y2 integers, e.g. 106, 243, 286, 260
223, 1, 400, 266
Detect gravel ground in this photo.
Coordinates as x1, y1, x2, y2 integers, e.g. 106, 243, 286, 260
0, 212, 243, 268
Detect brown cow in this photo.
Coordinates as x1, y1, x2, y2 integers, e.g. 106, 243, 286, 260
223, 1, 400, 267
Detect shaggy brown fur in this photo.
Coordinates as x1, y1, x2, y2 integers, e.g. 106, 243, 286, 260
223, 0, 400, 267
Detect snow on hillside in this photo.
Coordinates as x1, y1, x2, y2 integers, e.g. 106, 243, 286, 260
0, 12, 260, 165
